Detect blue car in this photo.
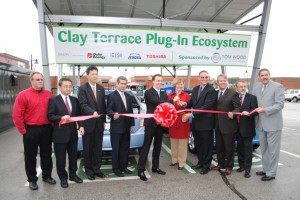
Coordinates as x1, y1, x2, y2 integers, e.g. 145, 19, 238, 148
77, 90, 145, 152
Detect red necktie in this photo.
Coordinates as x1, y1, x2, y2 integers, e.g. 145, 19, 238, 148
65, 96, 71, 115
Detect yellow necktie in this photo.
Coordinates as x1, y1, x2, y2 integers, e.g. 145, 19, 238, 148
121, 93, 127, 110
92, 86, 97, 99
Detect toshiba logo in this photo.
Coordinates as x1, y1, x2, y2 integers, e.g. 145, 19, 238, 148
146, 55, 167, 59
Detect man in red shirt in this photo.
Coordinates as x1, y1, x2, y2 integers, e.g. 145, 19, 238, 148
12, 72, 56, 190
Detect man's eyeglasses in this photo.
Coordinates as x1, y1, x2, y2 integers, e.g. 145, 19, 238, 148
200, 77, 209, 79
62, 85, 72, 88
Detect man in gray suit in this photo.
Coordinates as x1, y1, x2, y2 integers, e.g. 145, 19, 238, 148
253, 68, 285, 181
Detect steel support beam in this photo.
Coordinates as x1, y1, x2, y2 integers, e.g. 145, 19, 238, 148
37, 0, 51, 90
186, 65, 191, 89
45, 15, 260, 32
249, 0, 272, 93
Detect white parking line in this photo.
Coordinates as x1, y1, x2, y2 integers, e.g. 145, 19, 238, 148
161, 143, 197, 174
283, 127, 300, 132
280, 150, 300, 158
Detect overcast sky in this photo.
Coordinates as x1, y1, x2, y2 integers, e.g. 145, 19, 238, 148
0, 0, 299, 80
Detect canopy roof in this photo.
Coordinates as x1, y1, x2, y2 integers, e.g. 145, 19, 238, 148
33, 0, 263, 33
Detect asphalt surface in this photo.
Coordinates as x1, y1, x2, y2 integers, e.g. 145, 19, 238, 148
0, 102, 299, 200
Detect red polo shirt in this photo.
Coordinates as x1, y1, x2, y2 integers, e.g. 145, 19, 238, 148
12, 87, 53, 134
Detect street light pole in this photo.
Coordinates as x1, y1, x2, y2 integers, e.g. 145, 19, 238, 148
30, 54, 38, 71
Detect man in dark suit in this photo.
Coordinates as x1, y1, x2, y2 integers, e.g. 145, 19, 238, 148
182, 70, 217, 175
235, 80, 258, 178
107, 76, 135, 177
78, 66, 106, 180
137, 74, 179, 181
48, 78, 84, 188
213, 74, 241, 175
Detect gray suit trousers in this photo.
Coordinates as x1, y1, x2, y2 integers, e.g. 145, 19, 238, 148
259, 129, 282, 177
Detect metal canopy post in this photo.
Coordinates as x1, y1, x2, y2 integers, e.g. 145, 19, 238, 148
186, 65, 191, 89
37, 0, 51, 90
249, 0, 272, 93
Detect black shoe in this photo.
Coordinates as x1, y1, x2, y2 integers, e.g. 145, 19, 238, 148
42, 177, 56, 185
200, 168, 209, 175
256, 171, 266, 176
70, 175, 83, 183
60, 179, 69, 188
152, 168, 166, 175
169, 162, 178, 166
95, 171, 106, 178
87, 174, 95, 180
138, 171, 147, 181
114, 170, 124, 177
244, 171, 251, 178
191, 164, 203, 169
261, 175, 275, 181
29, 182, 38, 190
122, 168, 133, 174
236, 167, 245, 173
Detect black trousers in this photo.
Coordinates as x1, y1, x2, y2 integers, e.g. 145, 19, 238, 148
194, 130, 214, 170
82, 126, 103, 176
110, 131, 130, 171
137, 126, 163, 171
54, 136, 78, 180
237, 133, 253, 171
215, 128, 236, 169
23, 125, 53, 182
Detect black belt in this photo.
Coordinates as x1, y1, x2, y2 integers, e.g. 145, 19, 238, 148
26, 124, 50, 128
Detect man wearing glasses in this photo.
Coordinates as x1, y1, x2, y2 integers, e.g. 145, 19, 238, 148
12, 72, 56, 190
182, 70, 217, 175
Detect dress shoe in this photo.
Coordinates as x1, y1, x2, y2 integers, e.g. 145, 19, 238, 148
256, 171, 266, 176
69, 175, 83, 183
200, 168, 210, 175
95, 171, 106, 178
29, 182, 38, 190
236, 167, 245, 173
224, 169, 232, 175
191, 164, 203, 169
211, 165, 221, 170
42, 177, 56, 185
152, 168, 166, 175
87, 174, 95, 180
122, 168, 133, 174
261, 175, 275, 181
244, 171, 251, 178
178, 166, 184, 170
114, 170, 124, 177
60, 179, 69, 188
169, 162, 178, 166
138, 171, 147, 181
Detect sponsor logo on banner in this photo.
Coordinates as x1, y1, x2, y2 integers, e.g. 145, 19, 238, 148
110, 53, 122, 58
87, 53, 105, 59
146, 54, 167, 59
58, 52, 70, 57
211, 52, 221, 63
128, 53, 141, 59
221, 54, 247, 63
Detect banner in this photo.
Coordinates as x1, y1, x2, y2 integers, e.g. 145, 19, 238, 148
53, 27, 251, 66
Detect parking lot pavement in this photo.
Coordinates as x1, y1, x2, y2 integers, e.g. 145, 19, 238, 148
0, 102, 300, 200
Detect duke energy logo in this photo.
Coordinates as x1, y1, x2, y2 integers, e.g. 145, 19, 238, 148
87, 53, 105, 59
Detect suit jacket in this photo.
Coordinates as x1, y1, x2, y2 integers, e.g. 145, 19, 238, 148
77, 82, 106, 133
47, 95, 82, 143
107, 90, 135, 134
186, 84, 217, 131
144, 87, 173, 127
238, 92, 258, 138
253, 80, 285, 132
216, 88, 241, 134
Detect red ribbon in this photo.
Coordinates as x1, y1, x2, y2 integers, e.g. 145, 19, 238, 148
58, 105, 257, 128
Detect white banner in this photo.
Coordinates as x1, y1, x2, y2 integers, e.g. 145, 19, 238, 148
53, 27, 251, 66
